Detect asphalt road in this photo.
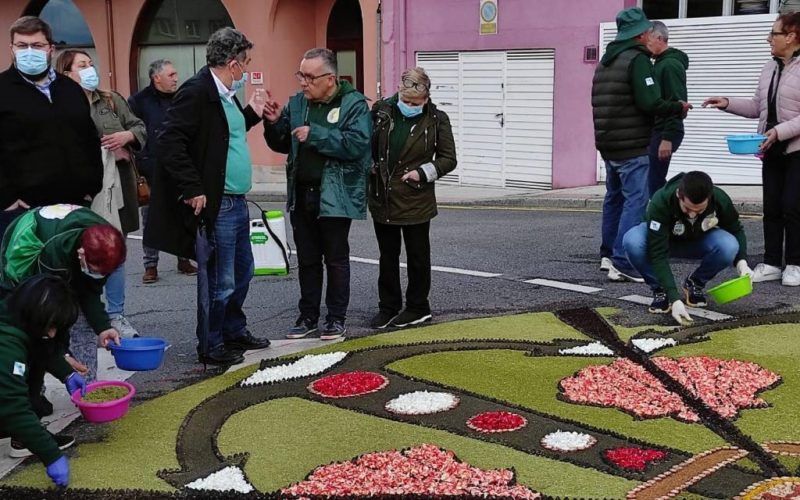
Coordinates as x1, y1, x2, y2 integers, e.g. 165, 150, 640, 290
122, 203, 792, 393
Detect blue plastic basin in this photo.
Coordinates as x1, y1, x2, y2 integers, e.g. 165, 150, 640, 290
110, 337, 167, 371
726, 134, 766, 154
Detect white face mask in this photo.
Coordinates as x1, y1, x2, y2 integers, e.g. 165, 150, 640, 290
79, 254, 105, 280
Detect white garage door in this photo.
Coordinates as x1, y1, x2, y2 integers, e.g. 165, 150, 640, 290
417, 49, 555, 189
599, 14, 774, 185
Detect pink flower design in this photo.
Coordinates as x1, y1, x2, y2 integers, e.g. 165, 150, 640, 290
559, 356, 780, 422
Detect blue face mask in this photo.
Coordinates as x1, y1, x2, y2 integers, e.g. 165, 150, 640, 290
230, 61, 248, 92
397, 99, 424, 118
78, 66, 99, 91
15, 48, 49, 76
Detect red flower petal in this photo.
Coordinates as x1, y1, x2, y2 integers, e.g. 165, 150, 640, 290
308, 371, 389, 398
604, 447, 668, 471
466, 411, 527, 433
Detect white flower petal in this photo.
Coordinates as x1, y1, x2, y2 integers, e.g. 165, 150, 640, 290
242, 352, 347, 386
186, 466, 254, 493
540, 431, 597, 452
558, 341, 614, 356
631, 338, 677, 353
385, 391, 459, 415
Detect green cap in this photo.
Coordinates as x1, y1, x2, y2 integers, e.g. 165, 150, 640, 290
615, 7, 652, 41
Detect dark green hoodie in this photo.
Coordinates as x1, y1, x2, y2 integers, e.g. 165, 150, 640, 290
645, 174, 747, 302
0, 301, 72, 466
653, 48, 689, 142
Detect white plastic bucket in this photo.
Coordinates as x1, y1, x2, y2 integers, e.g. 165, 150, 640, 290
250, 210, 289, 276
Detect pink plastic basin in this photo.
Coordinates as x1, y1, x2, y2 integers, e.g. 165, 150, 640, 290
71, 380, 135, 423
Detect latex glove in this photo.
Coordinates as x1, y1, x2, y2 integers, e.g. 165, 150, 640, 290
65, 372, 87, 397
736, 259, 754, 278
46, 456, 69, 488
671, 300, 693, 326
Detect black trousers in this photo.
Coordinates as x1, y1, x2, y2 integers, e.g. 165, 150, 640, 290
290, 187, 352, 323
373, 221, 431, 315
762, 152, 800, 266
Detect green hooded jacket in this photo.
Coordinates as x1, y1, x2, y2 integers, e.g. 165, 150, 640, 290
0, 205, 112, 334
263, 80, 372, 220
645, 174, 747, 302
0, 300, 72, 466
653, 48, 689, 142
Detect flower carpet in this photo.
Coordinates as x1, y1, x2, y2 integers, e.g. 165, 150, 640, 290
2, 308, 800, 499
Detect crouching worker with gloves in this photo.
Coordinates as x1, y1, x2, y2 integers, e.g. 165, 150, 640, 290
0, 275, 87, 487
622, 171, 752, 325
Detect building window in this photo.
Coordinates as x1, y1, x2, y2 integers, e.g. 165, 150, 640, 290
643, 0, 680, 18
184, 20, 200, 39
37, 0, 94, 47
155, 17, 177, 38
640, 0, 779, 18
687, 0, 724, 16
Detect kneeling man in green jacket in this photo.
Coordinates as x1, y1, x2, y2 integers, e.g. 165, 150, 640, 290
0, 275, 88, 487
623, 171, 753, 325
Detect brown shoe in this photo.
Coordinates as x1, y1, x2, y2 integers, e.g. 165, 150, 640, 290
178, 259, 198, 276
142, 267, 158, 284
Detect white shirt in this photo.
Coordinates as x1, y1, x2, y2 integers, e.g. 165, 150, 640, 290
210, 69, 235, 102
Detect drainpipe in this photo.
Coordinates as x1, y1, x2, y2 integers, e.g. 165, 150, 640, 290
376, 0, 382, 99
105, 0, 117, 89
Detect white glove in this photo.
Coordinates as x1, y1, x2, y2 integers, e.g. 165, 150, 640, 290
671, 300, 693, 326
736, 259, 753, 278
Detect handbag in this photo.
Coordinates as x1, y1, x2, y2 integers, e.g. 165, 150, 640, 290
130, 155, 151, 206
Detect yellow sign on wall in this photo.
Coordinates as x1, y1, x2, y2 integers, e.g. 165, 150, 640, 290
480, 0, 498, 35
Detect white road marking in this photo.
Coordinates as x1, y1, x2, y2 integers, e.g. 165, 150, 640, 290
128, 234, 143, 240
524, 278, 603, 294
350, 256, 503, 278
618, 295, 732, 320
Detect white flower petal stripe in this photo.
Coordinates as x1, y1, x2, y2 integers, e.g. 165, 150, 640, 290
385, 391, 460, 415
632, 338, 677, 353
242, 352, 347, 386
540, 431, 597, 452
186, 466, 254, 493
558, 342, 614, 356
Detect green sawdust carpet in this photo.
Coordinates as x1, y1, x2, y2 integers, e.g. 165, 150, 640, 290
2, 308, 800, 499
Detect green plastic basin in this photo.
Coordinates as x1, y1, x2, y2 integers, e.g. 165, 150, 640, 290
707, 275, 752, 304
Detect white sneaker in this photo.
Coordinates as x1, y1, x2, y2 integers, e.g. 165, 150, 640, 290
607, 263, 644, 283
600, 257, 612, 272
110, 315, 139, 338
782, 265, 800, 286
751, 263, 782, 283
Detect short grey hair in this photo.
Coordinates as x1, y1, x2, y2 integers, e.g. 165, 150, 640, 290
206, 27, 253, 67
148, 59, 173, 80
651, 20, 669, 42
303, 47, 338, 76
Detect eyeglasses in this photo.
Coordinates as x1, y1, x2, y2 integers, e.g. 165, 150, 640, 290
12, 42, 50, 50
402, 77, 429, 93
295, 71, 332, 84
769, 31, 789, 38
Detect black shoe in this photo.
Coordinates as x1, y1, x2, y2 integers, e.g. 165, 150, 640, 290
226, 331, 270, 351
320, 320, 347, 340
390, 310, 432, 328
30, 393, 54, 418
683, 277, 707, 307
286, 317, 319, 339
10, 433, 75, 459
370, 311, 398, 329
648, 289, 671, 314
198, 346, 245, 366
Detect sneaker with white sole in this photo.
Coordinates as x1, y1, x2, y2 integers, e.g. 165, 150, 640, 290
607, 262, 645, 283
782, 265, 800, 286
600, 257, 612, 272
110, 315, 139, 338
10, 433, 75, 459
390, 310, 432, 328
751, 263, 782, 283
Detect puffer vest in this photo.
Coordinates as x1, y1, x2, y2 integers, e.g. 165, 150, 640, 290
592, 48, 654, 161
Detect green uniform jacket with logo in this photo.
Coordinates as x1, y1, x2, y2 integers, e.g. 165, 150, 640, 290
646, 174, 747, 302
653, 48, 689, 142
263, 80, 372, 219
0, 205, 111, 333
0, 301, 72, 466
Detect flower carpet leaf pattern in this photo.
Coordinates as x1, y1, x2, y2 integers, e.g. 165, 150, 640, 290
559, 356, 781, 422
281, 443, 541, 498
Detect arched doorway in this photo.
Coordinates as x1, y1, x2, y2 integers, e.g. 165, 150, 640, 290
327, 0, 363, 93
25, 0, 96, 59
131, 0, 234, 92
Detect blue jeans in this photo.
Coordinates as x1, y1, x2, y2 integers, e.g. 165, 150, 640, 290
648, 131, 684, 197
600, 155, 649, 272
105, 262, 125, 318
195, 195, 254, 355
623, 222, 739, 291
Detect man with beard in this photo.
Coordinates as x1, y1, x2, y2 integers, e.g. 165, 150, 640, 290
0, 16, 102, 239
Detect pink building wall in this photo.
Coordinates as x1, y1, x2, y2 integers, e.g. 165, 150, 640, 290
381, 0, 628, 189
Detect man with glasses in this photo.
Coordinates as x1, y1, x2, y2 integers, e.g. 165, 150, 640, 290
0, 16, 102, 240
263, 47, 371, 340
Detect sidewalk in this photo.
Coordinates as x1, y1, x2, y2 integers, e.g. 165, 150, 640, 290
251, 167, 765, 214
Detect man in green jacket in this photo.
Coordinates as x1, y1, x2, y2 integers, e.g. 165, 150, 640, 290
0, 275, 88, 487
623, 171, 753, 325
647, 21, 690, 196
263, 48, 371, 340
